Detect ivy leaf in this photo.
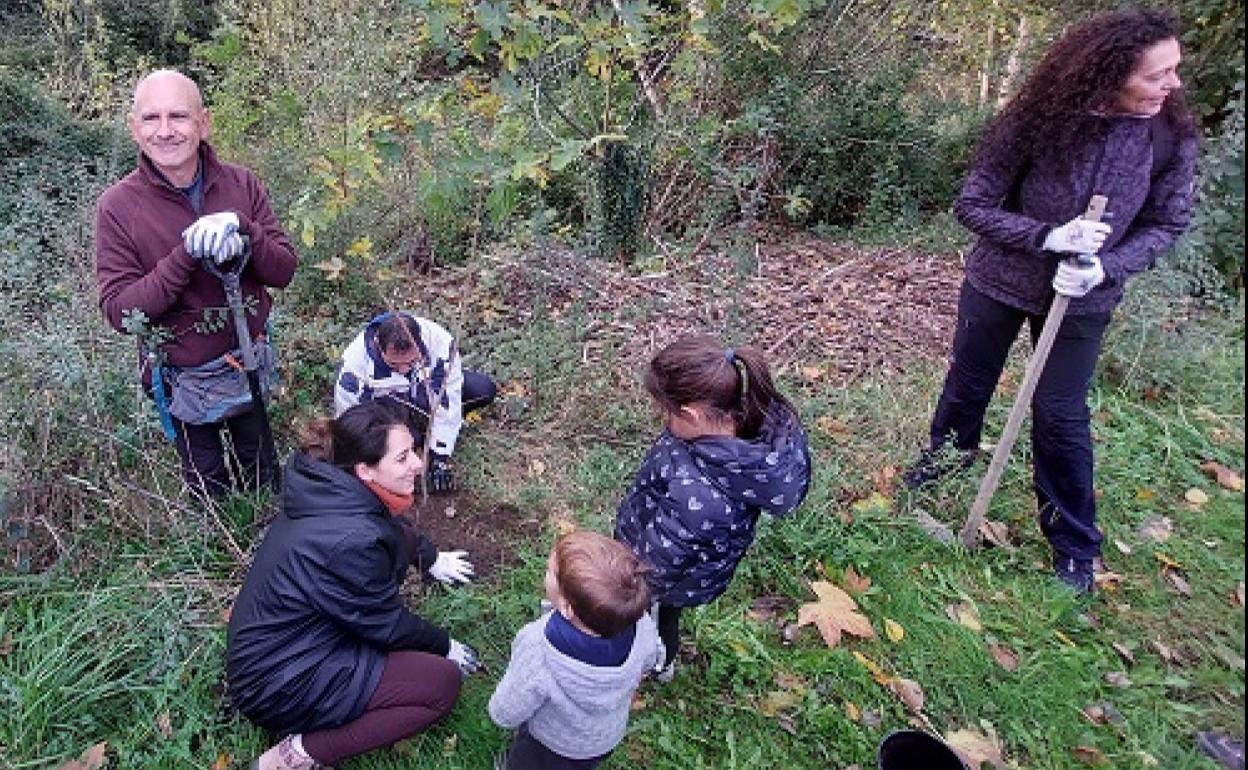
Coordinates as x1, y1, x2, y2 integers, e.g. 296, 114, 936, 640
796, 581, 875, 649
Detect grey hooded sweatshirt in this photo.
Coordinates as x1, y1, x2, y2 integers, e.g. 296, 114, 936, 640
488, 610, 664, 760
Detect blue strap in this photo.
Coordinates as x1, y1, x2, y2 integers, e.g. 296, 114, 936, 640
150, 362, 177, 441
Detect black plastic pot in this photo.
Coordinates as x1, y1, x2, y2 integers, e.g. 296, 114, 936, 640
877, 730, 969, 770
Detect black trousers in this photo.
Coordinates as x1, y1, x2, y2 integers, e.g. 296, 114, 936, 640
502, 723, 609, 770
172, 405, 276, 499
657, 604, 683, 667
928, 282, 1111, 560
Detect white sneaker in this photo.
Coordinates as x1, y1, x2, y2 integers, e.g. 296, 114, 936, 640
654, 660, 676, 683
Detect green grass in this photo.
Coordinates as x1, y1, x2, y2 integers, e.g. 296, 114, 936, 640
2, 263, 1243, 770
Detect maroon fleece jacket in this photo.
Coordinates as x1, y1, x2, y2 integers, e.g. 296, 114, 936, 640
95, 143, 298, 370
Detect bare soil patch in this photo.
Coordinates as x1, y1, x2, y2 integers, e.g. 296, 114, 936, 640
406, 490, 545, 582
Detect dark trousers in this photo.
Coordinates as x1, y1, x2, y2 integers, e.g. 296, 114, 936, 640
302, 651, 462, 765
928, 282, 1111, 560
172, 405, 276, 499
502, 723, 609, 770
397, 370, 497, 448
657, 604, 683, 667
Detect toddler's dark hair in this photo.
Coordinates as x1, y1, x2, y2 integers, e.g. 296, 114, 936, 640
554, 531, 651, 638
644, 334, 793, 439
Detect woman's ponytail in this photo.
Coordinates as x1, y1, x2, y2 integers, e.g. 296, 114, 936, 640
298, 418, 336, 462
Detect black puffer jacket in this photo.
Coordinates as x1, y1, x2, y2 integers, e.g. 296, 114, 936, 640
226, 453, 445, 734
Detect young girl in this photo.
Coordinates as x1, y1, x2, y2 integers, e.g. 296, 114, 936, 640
615, 335, 812, 679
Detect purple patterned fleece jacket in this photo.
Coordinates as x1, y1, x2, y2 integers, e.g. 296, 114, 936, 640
954, 113, 1198, 316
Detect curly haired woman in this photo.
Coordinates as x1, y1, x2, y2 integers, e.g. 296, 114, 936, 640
904, 8, 1198, 593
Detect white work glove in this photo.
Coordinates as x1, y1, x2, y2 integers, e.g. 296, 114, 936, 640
183, 212, 241, 263
1042, 216, 1112, 255
428, 550, 474, 585
1052, 256, 1106, 298
445, 638, 480, 676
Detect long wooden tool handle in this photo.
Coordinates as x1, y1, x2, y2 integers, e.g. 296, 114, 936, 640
959, 194, 1108, 547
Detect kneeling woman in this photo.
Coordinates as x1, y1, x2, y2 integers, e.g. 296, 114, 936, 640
227, 401, 480, 770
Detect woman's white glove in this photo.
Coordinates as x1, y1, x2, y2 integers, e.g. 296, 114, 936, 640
183, 212, 241, 263
446, 638, 480, 676
1052, 256, 1106, 298
1043, 216, 1112, 255
428, 550, 474, 585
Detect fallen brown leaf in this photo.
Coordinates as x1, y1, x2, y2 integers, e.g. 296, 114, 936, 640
796, 581, 875, 649
1094, 570, 1125, 592
1111, 641, 1136, 666
0, 632, 12, 656
746, 595, 793, 624
1138, 515, 1173, 543
1184, 487, 1210, 506
890, 677, 925, 713
773, 671, 808, 692
1162, 569, 1192, 598
1151, 639, 1185, 666
988, 643, 1019, 672
758, 689, 802, 717
154, 711, 173, 740
1074, 745, 1107, 766
842, 565, 872, 594
1234, 581, 1245, 608
1113, 539, 1133, 555
1199, 460, 1244, 491
979, 519, 1013, 549
1104, 671, 1132, 688
946, 601, 983, 632
945, 728, 1005, 770
55, 743, 107, 770
845, 701, 860, 722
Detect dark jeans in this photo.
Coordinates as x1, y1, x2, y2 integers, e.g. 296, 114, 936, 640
928, 282, 1111, 560
302, 651, 462, 765
396, 370, 497, 448
502, 723, 609, 770
172, 405, 276, 499
657, 604, 683, 667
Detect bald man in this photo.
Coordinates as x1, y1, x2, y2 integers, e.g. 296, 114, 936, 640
95, 69, 298, 499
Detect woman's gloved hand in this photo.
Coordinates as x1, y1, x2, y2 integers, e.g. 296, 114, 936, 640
1052, 256, 1106, 298
446, 638, 481, 676
1043, 216, 1112, 255
429, 550, 474, 585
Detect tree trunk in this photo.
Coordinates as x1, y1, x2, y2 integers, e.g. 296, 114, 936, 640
996, 14, 1029, 110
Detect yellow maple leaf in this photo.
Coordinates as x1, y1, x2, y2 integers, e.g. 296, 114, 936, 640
796, 581, 875, 649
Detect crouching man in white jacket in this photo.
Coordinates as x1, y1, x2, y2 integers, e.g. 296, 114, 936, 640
334, 311, 496, 493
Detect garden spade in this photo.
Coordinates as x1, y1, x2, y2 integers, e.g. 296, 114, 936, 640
204, 238, 278, 486
959, 194, 1108, 547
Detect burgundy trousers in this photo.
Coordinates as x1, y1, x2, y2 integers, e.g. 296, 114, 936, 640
301, 651, 462, 765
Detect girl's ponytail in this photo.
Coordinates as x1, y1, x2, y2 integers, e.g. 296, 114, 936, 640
730, 345, 793, 438
645, 335, 793, 439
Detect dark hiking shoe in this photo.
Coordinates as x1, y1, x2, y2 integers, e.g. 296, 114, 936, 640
1198, 731, 1246, 770
902, 447, 978, 490
1052, 553, 1095, 594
